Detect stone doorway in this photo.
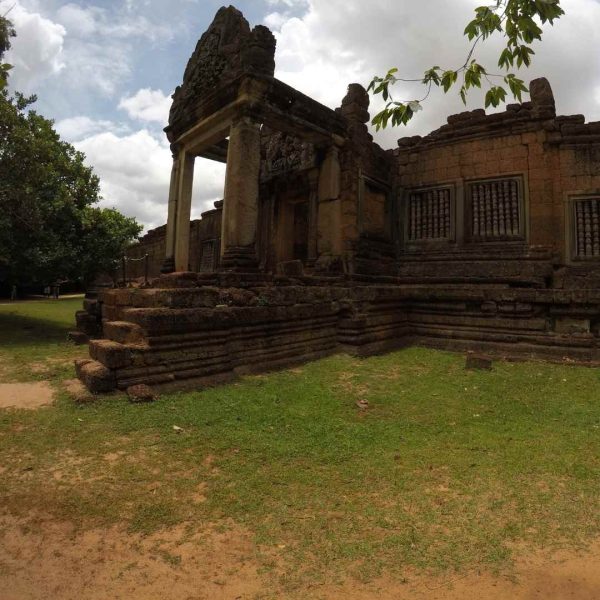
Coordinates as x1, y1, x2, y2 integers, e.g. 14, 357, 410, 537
274, 193, 309, 264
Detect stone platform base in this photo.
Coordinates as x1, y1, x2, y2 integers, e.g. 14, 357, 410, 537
75, 272, 600, 393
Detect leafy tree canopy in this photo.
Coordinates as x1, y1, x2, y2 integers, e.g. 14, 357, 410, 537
369, 0, 564, 129
0, 92, 142, 285
0, 5, 15, 91
0, 12, 141, 286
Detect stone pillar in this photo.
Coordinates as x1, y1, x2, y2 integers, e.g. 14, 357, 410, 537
307, 169, 319, 263
318, 146, 341, 201
221, 116, 261, 269
316, 145, 343, 260
161, 153, 180, 273
174, 151, 196, 272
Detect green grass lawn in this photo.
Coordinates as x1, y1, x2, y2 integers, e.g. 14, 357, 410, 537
1, 298, 600, 593
0, 297, 88, 382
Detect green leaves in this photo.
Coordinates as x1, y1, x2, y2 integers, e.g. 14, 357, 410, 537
0, 15, 15, 91
367, 0, 564, 128
0, 91, 142, 284
464, 61, 485, 90
504, 74, 529, 101
484, 85, 508, 108
441, 70, 458, 93
422, 66, 441, 86
367, 67, 398, 102
0, 62, 12, 91
464, 5, 502, 41
372, 101, 419, 131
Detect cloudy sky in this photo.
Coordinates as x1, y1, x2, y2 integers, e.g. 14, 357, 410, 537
5, 0, 600, 231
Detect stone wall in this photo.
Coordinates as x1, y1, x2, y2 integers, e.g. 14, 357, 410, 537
72, 1, 600, 395
76, 273, 600, 394
126, 201, 223, 279
396, 79, 600, 270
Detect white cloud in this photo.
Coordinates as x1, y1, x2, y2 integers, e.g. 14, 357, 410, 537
7, 1, 173, 99
269, 0, 600, 148
54, 3, 98, 36
266, 0, 308, 7
264, 12, 287, 30
118, 88, 172, 125
74, 130, 225, 231
54, 116, 129, 142
5, 1, 66, 92
55, 2, 171, 41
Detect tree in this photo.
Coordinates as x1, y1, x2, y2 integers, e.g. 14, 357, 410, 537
0, 10, 141, 287
368, 0, 564, 129
0, 92, 142, 286
0, 100, 141, 288
0, 5, 15, 90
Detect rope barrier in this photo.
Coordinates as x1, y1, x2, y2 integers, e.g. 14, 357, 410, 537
124, 255, 148, 262
120, 254, 150, 286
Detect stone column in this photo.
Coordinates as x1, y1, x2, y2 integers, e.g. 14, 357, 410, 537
307, 169, 319, 263
174, 151, 196, 272
221, 116, 261, 270
161, 153, 180, 273
316, 145, 343, 259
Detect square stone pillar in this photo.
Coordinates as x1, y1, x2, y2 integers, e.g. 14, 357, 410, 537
307, 169, 319, 263
316, 145, 343, 259
174, 152, 196, 272
162, 149, 196, 273
161, 154, 180, 273
220, 116, 261, 270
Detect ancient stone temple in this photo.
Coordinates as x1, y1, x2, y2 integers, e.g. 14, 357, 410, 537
75, 6, 600, 393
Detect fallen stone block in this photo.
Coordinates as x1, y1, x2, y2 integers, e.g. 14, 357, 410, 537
126, 384, 156, 403
67, 330, 89, 345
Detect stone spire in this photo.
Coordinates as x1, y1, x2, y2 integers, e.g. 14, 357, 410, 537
167, 6, 276, 138
339, 83, 370, 124
529, 77, 556, 117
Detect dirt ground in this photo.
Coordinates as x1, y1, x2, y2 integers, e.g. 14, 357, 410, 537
0, 382, 54, 410
0, 514, 598, 600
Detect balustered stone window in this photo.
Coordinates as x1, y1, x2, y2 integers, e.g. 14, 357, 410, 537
572, 197, 600, 259
467, 177, 524, 241
407, 187, 454, 242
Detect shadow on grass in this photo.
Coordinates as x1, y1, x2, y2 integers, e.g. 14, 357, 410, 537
0, 311, 74, 348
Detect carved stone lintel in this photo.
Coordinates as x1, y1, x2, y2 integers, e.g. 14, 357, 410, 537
261, 131, 316, 181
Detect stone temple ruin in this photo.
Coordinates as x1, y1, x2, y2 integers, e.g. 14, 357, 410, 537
76, 5, 600, 393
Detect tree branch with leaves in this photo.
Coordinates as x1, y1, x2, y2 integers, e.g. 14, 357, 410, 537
368, 0, 564, 130
0, 2, 16, 90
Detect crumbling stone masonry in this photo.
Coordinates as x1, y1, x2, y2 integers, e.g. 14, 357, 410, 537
76, 6, 600, 393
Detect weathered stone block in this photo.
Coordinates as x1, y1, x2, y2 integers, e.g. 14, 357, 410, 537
89, 339, 132, 369
74, 358, 93, 379
103, 321, 146, 344
154, 271, 199, 288
126, 384, 156, 403
78, 360, 116, 393
277, 260, 304, 278
554, 318, 590, 335
67, 330, 89, 345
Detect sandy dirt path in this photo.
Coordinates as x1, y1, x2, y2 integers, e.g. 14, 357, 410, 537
0, 514, 598, 600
